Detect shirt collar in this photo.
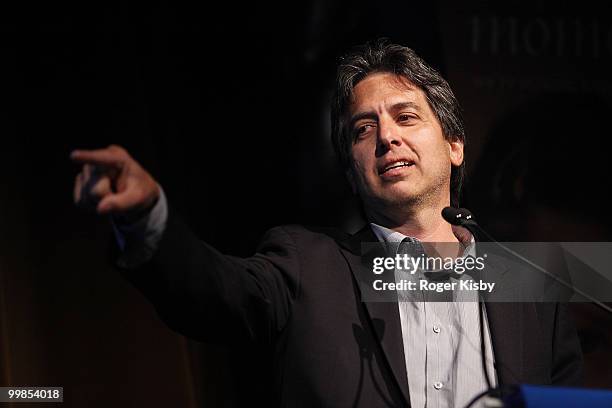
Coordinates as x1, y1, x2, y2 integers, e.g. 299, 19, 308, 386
369, 222, 476, 258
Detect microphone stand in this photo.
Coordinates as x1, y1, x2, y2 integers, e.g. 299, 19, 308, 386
443, 207, 612, 315
442, 207, 612, 408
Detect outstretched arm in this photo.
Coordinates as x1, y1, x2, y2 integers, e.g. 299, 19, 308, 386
72, 145, 300, 345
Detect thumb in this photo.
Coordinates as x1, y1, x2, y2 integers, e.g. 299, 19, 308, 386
96, 189, 141, 215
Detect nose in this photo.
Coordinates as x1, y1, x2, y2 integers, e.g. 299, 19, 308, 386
376, 117, 402, 153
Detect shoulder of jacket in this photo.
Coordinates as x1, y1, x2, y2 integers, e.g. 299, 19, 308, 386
264, 224, 351, 244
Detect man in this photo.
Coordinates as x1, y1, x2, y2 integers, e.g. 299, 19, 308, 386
72, 40, 582, 407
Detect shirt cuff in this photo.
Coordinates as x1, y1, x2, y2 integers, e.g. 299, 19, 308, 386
110, 184, 169, 269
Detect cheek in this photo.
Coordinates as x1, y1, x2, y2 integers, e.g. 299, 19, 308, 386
349, 160, 375, 193
423, 141, 452, 166
350, 150, 366, 174
351, 161, 368, 183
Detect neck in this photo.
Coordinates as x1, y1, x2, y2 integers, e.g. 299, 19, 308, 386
366, 198, 458, 243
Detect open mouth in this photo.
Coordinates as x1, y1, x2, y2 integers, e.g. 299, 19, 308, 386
379, 160, 414, 175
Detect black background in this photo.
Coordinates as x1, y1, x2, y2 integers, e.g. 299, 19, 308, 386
3, 1, 612, 406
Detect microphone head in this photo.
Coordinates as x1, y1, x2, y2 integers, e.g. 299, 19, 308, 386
442, 207, 461, 225
458, 208, 474, 222
441, 207, 475, 226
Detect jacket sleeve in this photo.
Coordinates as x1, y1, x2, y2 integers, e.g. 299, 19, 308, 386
113, 206, 301, 346
550, 302, 584, 386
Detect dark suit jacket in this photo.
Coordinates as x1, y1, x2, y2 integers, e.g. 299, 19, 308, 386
118, 207, 583, 407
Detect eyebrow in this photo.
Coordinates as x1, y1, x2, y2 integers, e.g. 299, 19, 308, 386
349, 101, 422, 129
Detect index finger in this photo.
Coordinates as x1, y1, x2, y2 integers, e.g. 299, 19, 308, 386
70, 148, 125, 168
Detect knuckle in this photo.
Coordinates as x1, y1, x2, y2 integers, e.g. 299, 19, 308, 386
107, 144, 126, 155
108, 144, 131, 162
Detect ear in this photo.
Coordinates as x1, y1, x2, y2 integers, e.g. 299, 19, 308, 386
448, 139, 464, 167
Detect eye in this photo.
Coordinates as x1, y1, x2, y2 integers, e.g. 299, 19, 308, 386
398, 113, 417, 123
354, 123, 376, 138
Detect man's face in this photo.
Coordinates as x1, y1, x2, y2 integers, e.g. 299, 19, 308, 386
347, 72, 463, 214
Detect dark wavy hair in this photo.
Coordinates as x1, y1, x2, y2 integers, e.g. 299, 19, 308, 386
330, 39, 466, 207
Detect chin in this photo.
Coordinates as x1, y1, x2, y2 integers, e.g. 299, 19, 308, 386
387, 183, 422, 199
360, 182, 424, 208
376, 189, 423, 208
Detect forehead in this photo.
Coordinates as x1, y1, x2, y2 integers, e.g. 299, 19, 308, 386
349, 72, 428, 113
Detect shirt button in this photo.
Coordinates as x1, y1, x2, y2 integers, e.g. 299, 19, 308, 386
433, 382, 443, 390
433, 325, 441, 333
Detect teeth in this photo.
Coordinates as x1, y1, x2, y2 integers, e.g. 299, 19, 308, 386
383, 161, 412, 172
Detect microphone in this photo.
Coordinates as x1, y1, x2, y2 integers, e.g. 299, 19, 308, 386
443, 209, 612, 408
442, 206, 495, 395
441, 207, 612, 314
441, 207, 474, 227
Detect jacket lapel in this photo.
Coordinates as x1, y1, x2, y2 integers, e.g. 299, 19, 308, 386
336, 226, 534, 399
482, 250, 560, 386
338, 225, 411, 407
480, 253, 525, 386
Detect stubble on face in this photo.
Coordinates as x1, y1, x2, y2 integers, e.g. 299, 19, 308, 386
347, 72, 456, 220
